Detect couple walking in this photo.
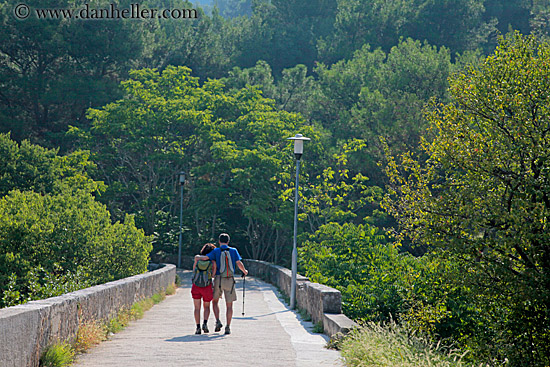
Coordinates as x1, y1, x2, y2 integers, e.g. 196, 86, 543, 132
192, 233, 248, 335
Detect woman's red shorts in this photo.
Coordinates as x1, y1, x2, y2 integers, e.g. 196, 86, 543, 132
191, 284, 213, 302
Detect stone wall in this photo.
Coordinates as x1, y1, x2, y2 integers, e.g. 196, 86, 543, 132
243, 259, 357, 338
0, 264, 176, 367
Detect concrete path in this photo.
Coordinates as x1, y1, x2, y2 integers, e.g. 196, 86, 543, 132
72, 270, 343, 367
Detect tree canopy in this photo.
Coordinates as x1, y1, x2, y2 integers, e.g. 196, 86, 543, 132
0, 134, 151, 308
384, 33, 550, 365
2, 1, 550, 364
74, 66, 319, 262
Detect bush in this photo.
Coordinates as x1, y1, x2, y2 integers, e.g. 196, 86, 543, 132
300, 222, 419, 321
299, 222, 491, 364
0, 189, 151, 307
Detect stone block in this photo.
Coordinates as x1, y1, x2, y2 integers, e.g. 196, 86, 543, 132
323, 313, 358, 338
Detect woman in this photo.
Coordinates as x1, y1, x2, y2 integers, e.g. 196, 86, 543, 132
191, 243, 217, 334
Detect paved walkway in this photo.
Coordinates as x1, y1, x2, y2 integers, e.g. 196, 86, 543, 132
72, 270, 343, 367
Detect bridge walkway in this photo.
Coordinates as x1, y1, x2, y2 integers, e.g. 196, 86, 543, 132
72, 270, 343, 367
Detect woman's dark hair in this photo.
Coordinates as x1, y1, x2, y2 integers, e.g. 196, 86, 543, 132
200, 243, 216, 255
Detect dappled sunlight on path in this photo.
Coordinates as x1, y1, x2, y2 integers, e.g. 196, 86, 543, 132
72, 271, 342, 367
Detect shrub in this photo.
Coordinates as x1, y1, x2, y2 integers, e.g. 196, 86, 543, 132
0, 189, 151, 307
39, 342, 75, 367
74, 321, 105, 353
300, 222, 417, 321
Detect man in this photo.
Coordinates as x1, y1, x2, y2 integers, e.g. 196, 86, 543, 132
195, 233, 248, 335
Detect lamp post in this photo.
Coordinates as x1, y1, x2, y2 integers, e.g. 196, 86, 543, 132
287, 134, 310, 309
177, 171, 185, 269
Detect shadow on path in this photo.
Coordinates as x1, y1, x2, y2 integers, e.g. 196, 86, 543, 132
166, 334, 227, 343
232, 309, 291, 320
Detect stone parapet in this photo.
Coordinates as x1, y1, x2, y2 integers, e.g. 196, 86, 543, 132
0, 264, 176, 367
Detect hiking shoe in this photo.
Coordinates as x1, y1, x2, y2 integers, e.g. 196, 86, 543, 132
215, 320, 223, 332
202, 322, 209, 333
224, 326, 231, 335
195, 326, 201, 335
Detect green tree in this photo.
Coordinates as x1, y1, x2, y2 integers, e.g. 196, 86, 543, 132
230, 0, 337, 75
75, 67, 200, 236
300, 222, 415, 321
209, 0, 253, 18
224, 61, 317, 117
0, 134, 150, 307
319, 0, 491, 63
530, 3, 550, 41
77, 65, 319, 263
312, 38, 451, 186
0, 0, 144, 148
142, 1, 233, 79
0, 189, 151, 307
0, 133, 99, 197
300, 139, 384, 233
384, 33, 550, 366
484, 0, 532, 35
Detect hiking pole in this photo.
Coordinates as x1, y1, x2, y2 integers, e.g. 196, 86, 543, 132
242, 274, 246, 316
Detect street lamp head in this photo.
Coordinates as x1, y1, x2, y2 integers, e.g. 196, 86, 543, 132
287, 134, 311, 160
179, 171, 186, 185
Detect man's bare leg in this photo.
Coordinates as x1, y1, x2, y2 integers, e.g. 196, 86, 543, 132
224, 301, 233, 334
213, 298, 223, 331
212, 298, 220, 320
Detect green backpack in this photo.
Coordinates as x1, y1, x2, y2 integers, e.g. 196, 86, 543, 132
193, 260, 213, 287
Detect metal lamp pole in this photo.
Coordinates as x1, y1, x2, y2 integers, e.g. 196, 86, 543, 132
177, 171, 185, 269
287, 134, 310, 310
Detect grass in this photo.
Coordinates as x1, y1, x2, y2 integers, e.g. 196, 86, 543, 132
152, 292, 166, 304
74, 320, 105, 353
340, 320, 474, 367
166, 282, 177, 295
313, 321, 324, 333
39, 342, 75, 367
40, 283, 177, 367
297, 307, 312, 322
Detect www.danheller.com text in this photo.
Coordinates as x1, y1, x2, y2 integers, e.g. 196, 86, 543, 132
16, 3, 198, 20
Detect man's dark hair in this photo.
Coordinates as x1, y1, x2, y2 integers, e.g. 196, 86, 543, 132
219, 233, 230, 244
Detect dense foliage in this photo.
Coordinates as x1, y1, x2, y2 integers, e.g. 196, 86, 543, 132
384, 33, 550, 366
0, 134, 151, 307
2, 0, 549, 149
2, 0, 550, 365
74, 66, 319, 262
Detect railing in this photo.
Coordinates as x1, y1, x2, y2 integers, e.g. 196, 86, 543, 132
0, 257, 356, 367
243, 259, 357, 338
0, 264, 176, 367
171, 255, 357, 337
